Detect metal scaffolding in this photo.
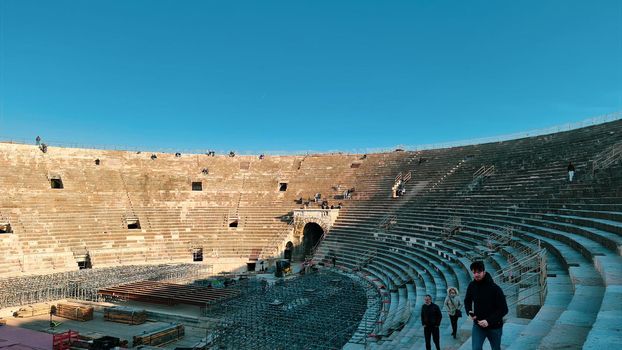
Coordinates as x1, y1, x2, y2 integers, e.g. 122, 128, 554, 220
0, 264, 211, 308
205, 270, 369, 350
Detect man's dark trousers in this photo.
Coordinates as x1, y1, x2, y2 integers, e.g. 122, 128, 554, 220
424, 325, 440, 350
472, 324, 502, 350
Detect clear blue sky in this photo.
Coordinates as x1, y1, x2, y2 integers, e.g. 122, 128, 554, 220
1, 0, 621, 153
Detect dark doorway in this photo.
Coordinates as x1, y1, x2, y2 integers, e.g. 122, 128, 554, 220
192, 181, 203, 191
0, 223, 12, 234
278, 182, 288, 192
126, 218, 141, 230
77, 254, 92, 269
302, 223, 324, 259
192, 248, 203, 262
50, 177, 64, 189
284, 241, 294, 260
247, 262, 256, 272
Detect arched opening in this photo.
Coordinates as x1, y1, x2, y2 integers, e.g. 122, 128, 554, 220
0, 222, 12, 234
77, 253, 92, 269
301, 223, 324, 259
50, 176, 64, 189
192, 248, 203, 262
284, 241, 294, 260
229, 219, 239, 228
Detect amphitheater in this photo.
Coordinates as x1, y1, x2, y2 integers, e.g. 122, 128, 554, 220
1, 116, 621, 350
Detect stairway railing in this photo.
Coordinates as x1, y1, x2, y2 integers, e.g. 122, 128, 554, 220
592, 141, 622, 173
494, 242, 547, 309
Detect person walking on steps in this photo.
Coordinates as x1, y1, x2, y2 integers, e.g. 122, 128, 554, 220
444, 286, 462, 339
567, 161, 575, 182
464, 261, 508, 350
421, 294, 442, 350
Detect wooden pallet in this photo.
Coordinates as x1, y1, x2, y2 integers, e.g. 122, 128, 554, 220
98, 280, 240, 306
103, 306, 147, 325
56, 302, 94, 321
132, 323, 184, 346
13, 303, 51, 318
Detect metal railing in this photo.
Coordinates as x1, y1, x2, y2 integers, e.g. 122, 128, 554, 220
473, 165, 496, 180
354, 248, 378, 271
427, 159, 467, 192
440, 216, 462, 240
378, 215, 398, 232
306, 231, 327, 262
592, 140, 622, 172
494, 242, 547, 310
403, 170, 412, 183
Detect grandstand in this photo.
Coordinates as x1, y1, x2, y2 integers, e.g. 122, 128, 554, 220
0, 116, 621, 349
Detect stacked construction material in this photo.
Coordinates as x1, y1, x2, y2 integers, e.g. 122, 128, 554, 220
55, 302, 94, 321
13, 303, 51, 318
132, 323, 184, 346
98, 281, 240, 307
103, 306, 147, 325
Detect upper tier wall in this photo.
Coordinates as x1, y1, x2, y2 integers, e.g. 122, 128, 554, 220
1, 118, 621, 277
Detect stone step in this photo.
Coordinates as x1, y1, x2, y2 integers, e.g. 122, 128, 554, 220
538, 284, 605, 349
506, 272, 573, 350
582, 285, 622, 349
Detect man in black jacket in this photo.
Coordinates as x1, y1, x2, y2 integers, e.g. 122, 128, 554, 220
464, 261, 508, 350
421, 294, 442, 350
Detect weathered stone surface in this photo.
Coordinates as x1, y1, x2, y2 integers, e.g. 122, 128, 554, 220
569, 266, 604, 286
539, 323, 591, 349
595, 255, 622, 286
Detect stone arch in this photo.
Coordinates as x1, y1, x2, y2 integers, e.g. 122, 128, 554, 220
293, 216, 331, 240
290, 210, 335, 260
